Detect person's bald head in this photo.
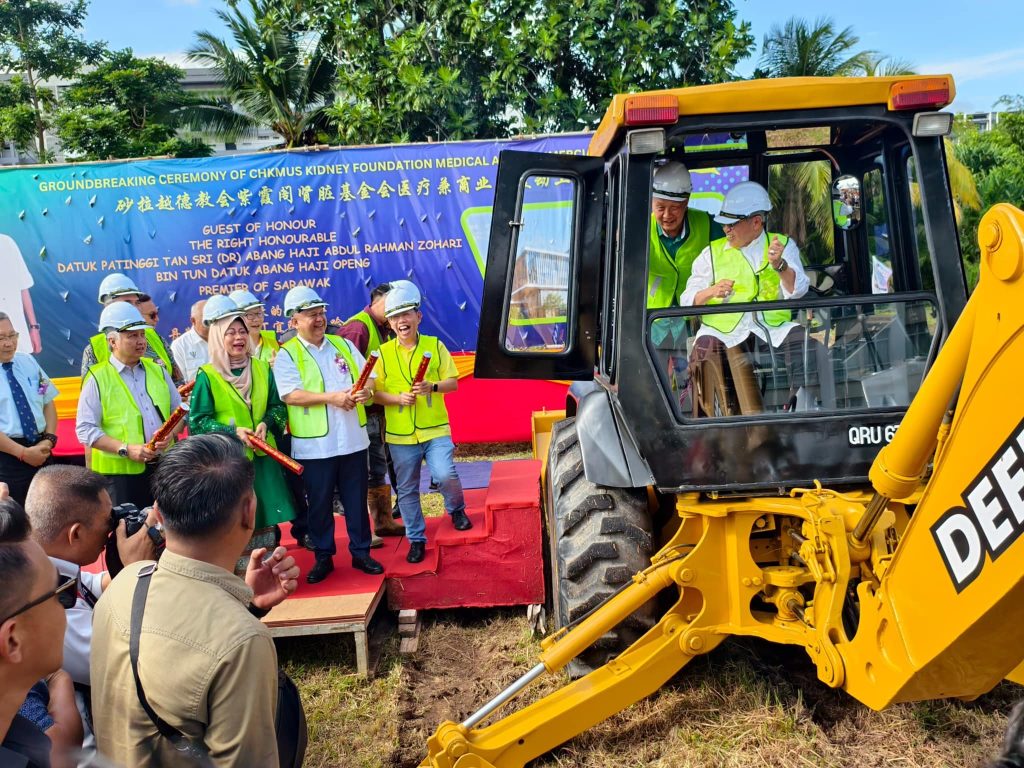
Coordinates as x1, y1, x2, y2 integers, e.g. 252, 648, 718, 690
191, 300, 209, 340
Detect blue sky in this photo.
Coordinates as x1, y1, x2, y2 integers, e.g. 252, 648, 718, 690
85, 0, 1021, 113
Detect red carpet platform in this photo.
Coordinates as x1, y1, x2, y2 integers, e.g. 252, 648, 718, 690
274, 458, 544, 610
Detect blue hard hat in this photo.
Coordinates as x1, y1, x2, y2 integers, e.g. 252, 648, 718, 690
98, 302, 148, 332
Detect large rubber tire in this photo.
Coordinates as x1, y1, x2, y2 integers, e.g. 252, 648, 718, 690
545, 417, 656, 677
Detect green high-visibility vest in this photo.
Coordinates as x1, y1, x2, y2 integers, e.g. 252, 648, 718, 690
647, 209, 712, 309
87, 358, 171, 475
198, 361, 274, 461
378, 335, 449, 438
255, 330, 279, 364
344, 309, 384, 355
702, 234, 792, 334
89, 327, 174, 374
280, 335, 366, 437
833, 199, 850, 227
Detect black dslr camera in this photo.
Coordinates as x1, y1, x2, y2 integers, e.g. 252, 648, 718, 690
105, 502, 166, 577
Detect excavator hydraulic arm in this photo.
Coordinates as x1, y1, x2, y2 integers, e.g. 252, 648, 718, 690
419, 204, 1024, 768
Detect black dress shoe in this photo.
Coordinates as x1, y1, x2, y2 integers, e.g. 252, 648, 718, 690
307, 557, 334, 584
351, 555, 384, 575
407, 541, 425, 564
451, 509, 473, 531
301, 535, 315, 551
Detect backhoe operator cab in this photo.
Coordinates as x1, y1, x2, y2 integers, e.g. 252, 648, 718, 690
475, 75, 966, 664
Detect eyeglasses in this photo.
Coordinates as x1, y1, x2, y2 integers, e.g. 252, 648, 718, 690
0, 332, 19, 342
223, 328, 249, 338
0, 573, 77, 624
721, 216, 752, 231
145, 311, 159, 321
245, 309, 265, 319
298, 308, 327, 319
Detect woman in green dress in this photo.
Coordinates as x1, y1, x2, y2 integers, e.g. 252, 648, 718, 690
188, 301, 295, 574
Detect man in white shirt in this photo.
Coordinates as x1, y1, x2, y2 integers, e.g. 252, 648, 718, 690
274, 286, 382, 583
681, 181, 814, 416
170, 300, 209, 383
0, 234, 42, 355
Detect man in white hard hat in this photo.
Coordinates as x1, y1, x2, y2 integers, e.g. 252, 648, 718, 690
374, 282, 471, 565
274, 286, 382, 582
80, 274, 181, 384
338, 282, 407, 540
75, 303, 183, 507
170, 299, 209, 383
648, 160, 722, 310
681, 181, 813, 415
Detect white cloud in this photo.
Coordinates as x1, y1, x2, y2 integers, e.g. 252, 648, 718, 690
920, 47, 1024, 84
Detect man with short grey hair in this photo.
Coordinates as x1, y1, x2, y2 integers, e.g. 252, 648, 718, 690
0, 311, 59, 505
170, 299, 209, 383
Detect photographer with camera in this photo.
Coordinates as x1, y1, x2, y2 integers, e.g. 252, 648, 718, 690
25, 466, 158, 687
91, 433, 302, 768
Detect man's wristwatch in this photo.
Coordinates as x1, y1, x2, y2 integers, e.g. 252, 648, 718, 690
40, 432, 58, 448
117, 443, 129, 458
772, 258, 788, 273
432, 383, 439, 393
29, 323, 40, 330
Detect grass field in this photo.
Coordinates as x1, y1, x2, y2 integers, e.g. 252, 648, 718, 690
278, 445, 1023, 768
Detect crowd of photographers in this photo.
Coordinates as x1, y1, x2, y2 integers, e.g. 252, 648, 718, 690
1, 433, 303, 768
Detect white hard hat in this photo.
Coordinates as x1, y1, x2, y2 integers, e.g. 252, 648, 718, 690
203, 294, 244, 326
652, 161, 692, 202
283, 285, 328, 317
384, 281, 421, 318
98, 273, 143, 304
98, 302, 148, 333
714, 181, 772, 225
229, 289, 264, 311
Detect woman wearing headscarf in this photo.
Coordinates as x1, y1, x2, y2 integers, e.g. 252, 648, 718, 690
188, 296, 295, 573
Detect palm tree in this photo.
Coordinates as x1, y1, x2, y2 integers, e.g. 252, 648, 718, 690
183, 0, 336, 147
758, 17, 875, 78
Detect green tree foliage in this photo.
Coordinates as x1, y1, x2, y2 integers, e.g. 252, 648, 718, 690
0, 76, 40, 152
54, 49, 212, 160
0, 0, 104, 161
756, 16, 874, 78
183, 0, 337, 148
311, 0, 754, 144
953, 98, 1024, 287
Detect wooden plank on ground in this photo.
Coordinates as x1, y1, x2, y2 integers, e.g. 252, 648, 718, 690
263, 592, 377, 627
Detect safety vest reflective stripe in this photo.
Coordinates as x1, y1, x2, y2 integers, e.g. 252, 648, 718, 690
199, 361, 274, 460
378, 335, 449, 437
88, 329, 173, 374
88, 358, 171, 475
256, 330, 279, 364
647, 209, 712, 309
280, 336, 366, 437
345, 310, 382, 354
703, 234, 791, 334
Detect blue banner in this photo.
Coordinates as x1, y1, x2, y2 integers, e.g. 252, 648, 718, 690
0, 135, 590, 378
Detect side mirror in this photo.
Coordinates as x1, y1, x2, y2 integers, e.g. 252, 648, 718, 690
831, 174, 861, 231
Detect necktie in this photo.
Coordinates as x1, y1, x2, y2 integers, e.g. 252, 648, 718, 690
3, 361, 39, 443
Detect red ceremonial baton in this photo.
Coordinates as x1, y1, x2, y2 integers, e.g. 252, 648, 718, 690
145, 403, 189, 452
178, 379, 196, 398
400, 351, 432, 412
249, 434, 304, 476
353, 351, 379, 392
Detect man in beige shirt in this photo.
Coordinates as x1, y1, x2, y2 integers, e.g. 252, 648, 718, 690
90, 433, 300, 767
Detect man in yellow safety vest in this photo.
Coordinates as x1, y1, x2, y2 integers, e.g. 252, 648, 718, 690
273, 286, 382, 583
373, 281, 471, 565
681, 181, 814, 416
75, 302, 183, 506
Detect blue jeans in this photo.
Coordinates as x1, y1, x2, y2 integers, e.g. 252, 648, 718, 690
389, 435, 465, 543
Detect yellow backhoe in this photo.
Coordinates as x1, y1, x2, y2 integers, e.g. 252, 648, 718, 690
421, 75, 1024, 767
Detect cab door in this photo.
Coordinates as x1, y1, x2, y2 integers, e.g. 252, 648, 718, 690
474, 150, 605, 380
